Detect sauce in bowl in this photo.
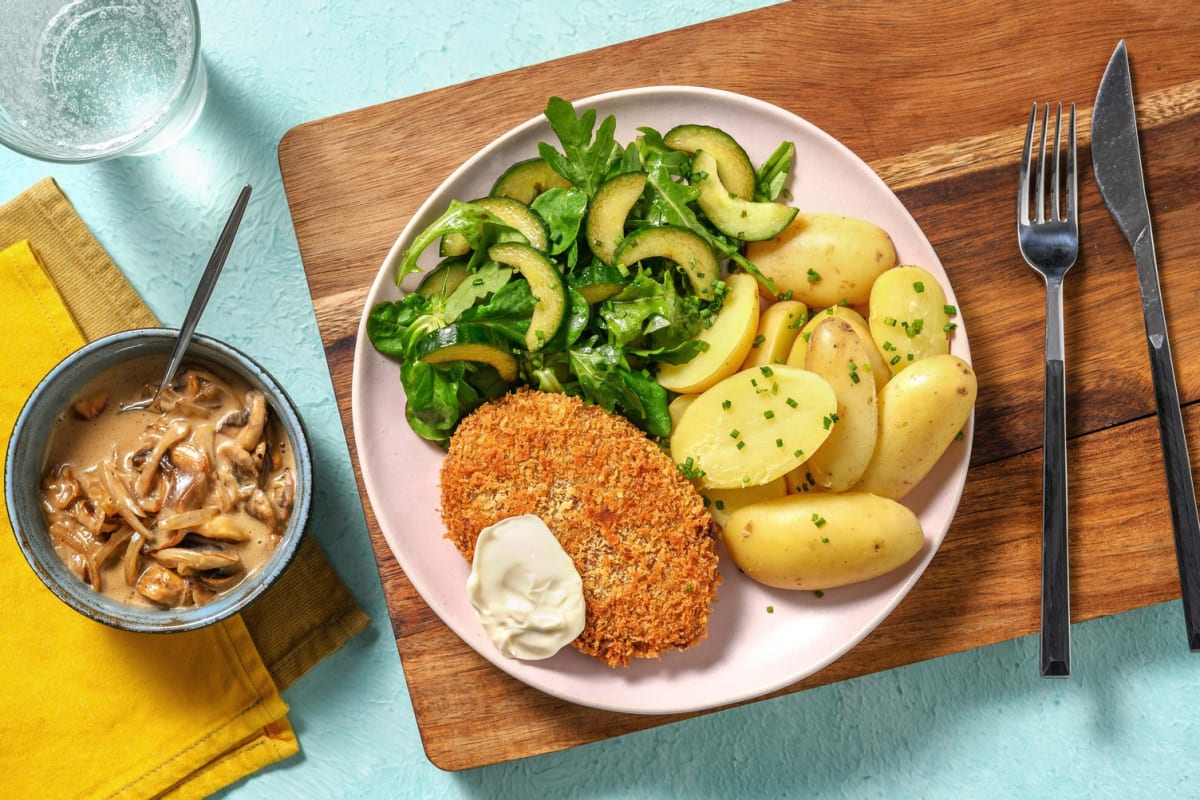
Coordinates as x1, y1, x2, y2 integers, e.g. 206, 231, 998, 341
39, 355, 296, 609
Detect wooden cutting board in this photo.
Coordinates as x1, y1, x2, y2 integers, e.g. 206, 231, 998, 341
279, 0, 1200, 770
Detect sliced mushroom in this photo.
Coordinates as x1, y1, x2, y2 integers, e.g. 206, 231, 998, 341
195, 515, 251, 543
269, 468, 295, 522
136, 565, 187, 606
160, 447, 210, 516
234, 391, 267, 452
198, 571, 242, 592
72, 391, 109, 421
211, 462, 241, 512
246, 489, 278, 531
216, 407, 249, 433
251, 440, 267, 477
218, 441, 259, 488
190, 583, 217, 606
153, 547, 241, 576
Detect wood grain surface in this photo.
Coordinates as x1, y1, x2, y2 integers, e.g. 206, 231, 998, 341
278, 0, 1200, 770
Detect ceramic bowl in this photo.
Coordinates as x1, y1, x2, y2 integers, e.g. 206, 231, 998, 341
4, 328, 312, 632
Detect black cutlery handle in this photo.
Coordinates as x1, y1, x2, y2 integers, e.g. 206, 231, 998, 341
1147, 338, 1200, 651
1041, 357, 1071, 677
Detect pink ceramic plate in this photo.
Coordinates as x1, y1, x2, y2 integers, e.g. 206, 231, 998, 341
352, 86, 973, 715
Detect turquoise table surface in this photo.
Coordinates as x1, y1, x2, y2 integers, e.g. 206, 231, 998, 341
3, 1, 1199, 797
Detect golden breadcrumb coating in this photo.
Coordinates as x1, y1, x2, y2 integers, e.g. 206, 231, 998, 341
440, 388, 720, 667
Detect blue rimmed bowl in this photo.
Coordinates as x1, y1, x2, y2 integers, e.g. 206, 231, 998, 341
4, 329, 312, 633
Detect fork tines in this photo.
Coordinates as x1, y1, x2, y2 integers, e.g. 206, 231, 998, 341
1020, 102, 1078, 230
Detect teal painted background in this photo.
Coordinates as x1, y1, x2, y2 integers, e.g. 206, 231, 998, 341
2, 1, 1197, 797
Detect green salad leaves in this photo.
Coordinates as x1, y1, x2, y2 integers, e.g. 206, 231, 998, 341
367, 97, 794, 446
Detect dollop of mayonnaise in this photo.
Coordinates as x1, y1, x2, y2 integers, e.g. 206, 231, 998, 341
466, 515, 585, 660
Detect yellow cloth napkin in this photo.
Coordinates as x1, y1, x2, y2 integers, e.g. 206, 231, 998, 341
0, 179, 370, 798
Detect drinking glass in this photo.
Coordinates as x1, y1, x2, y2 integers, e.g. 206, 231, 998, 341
0, 0, 206, 163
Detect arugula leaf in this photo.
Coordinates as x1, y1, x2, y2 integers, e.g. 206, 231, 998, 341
442, 262, 512, 321
568, 345, 670, 437
457, 279, 536, 347
394, 200, 501, 284
539, 97, 622, 197
531, 187, 588, 255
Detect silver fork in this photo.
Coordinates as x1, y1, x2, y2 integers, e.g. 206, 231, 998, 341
1018, 102, 1078, 678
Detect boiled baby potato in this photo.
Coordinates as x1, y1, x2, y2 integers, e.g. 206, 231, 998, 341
656, 272, 760, 394
788, 306, 889, 393
670, 364, 837, 489
804, 317, 879, 492
868, 265, 951, 376
722, 492, 924, 590
703, 477, 788, 528
742, 299, 807, 369
745, 213, 897, 307
854, 354, 977, 500
667, 393, 697, 432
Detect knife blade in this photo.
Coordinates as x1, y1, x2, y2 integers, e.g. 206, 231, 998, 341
1092, 39, 1200, 652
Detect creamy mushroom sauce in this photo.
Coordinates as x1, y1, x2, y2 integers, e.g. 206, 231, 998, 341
39, 356, 296, 609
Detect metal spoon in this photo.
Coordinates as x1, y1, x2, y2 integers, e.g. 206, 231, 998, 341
120, 184, 252, 413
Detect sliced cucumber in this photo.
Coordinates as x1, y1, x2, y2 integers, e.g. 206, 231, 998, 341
491, 158, 572, 204
416, 257, 471, 298
570, 262, 626, 304
664, 124, 756, 200
585, 172, 647, 265
439, 196, 550, 257
692, 150, 798, 241
613, 226, 720, 300
488, 241, 567, 351
413, 324, 519, 382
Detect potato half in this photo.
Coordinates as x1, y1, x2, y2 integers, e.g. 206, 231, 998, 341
670, 364, 836, 489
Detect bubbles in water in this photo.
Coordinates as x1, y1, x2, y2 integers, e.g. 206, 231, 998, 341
10, 0, 197, 154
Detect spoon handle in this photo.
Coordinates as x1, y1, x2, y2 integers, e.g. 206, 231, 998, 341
157, 184, 252, 392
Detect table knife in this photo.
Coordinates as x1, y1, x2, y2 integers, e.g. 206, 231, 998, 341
1091, 39, 1200, 651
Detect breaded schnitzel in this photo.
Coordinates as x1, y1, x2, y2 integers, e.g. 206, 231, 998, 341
440, 388, 720, 667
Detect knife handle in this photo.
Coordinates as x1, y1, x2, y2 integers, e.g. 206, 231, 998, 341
1041, 356, 1071, 677
1146, 333, 1200, 652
